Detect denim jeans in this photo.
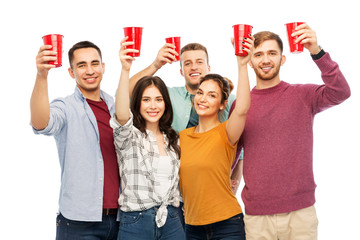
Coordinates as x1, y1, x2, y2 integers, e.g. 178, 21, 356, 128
118, 205, 185, 240
185, 213, 245, 240
56, 212, 119, 240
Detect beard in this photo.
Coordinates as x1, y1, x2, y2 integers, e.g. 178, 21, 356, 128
253, 63, 281, 81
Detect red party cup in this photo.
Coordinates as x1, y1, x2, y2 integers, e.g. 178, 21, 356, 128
123, 27, 143, 57
165, 37, 181, 61
42, 34, 64, 67
285, 22, 305, 53
233, 24, 253, 56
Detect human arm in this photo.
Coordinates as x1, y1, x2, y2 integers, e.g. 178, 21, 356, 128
230, 159, 243, 194
226, 36, 254, 145
129, 43, 177, 97
30, 45, 57, 130
115, 37, 138, 125
293, 24, 351, 109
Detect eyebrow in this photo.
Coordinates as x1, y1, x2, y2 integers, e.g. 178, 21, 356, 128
198, 88, 218, 95
76, 60, 100, 66
142, 96, 163, 99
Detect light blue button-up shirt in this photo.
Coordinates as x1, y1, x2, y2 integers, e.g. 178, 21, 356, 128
167, 86, 236, 133
32, 87, 115, 222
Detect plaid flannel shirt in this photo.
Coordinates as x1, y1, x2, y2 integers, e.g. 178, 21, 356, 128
110, 112, 181, 227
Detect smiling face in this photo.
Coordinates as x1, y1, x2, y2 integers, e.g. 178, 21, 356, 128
249, 40, 286, 86
68, 47, 104, 99
194, 79, 226, 119
140, 85, 165, 128
180, 50, 210, 93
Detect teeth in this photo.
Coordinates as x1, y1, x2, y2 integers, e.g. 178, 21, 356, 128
190, 73, 200, 77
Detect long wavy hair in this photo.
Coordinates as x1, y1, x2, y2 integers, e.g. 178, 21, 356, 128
131, 76, 180, 158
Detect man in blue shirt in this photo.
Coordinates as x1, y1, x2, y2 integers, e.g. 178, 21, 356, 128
30, 41, 119, 239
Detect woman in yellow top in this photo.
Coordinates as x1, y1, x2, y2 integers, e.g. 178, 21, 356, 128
179, 36, 254, 239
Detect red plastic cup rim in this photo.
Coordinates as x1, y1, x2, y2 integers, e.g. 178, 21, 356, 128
285, 22, 305, 26
42, 34, 64, 38
123, 27, 143, 29
233, 24, 253, 28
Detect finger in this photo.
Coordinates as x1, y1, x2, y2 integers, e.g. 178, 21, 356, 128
295, 31, 315, 44
38, 45, 53, 53
295, 23, 309, 31
164, 43, 176, 49
120, 36, 129, 44
230, 37, 235, 46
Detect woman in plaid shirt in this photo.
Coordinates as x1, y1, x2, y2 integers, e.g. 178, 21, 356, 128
110, 38, 185, 240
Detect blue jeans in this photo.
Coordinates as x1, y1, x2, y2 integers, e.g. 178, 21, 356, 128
185, 213, 245, 240
56, 212, 119, 240
118, 205, 185, 240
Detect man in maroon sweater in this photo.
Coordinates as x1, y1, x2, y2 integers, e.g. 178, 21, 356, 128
230, 24, 351, 239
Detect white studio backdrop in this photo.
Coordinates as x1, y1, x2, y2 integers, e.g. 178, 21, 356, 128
1, 0, 359, 239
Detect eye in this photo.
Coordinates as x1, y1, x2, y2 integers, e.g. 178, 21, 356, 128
156, 98, 163, 102
196, 90, 202, 95
142, 98, 149, 102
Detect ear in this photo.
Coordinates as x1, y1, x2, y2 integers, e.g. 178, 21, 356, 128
220, 99, 228, 111
180, 68, 184, 77
280, 55, 286, 66
208, 65, 211, 72
102, 62, 105, 74
68, 67, 75, 79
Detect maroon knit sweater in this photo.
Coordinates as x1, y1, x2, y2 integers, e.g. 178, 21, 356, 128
231, 53, 351, 215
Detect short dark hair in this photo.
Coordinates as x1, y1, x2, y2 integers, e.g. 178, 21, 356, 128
131, 76, 180, 158
180, 43, 209, 65
68, 41, 102, 68
253, 31, 283, 53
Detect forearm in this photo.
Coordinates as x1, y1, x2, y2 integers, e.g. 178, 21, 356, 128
30, 74, 50, 130
115, 69, 131, 125
234, 64, 251, 115
231, 159, 243, 181
316, 52, 351, 103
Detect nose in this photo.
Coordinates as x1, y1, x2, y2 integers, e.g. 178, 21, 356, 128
85, 65, 95, 75
150, 100, 156, 109
262, 54, 270, 63
199, 94, 207, 103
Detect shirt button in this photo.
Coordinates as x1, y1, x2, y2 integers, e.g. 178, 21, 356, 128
99, 178, 103, 181
99, 158, 102, 162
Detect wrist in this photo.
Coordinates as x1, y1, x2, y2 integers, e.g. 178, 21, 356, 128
152, 60, 162, 70
310, 46, 325, 60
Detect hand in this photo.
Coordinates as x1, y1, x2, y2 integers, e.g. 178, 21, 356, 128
231, 179, 240, 194
152, 43, 178, 70
292, 23, 321, 55
36, 45, 57, 78
119, 37, 138, 71
232, 35, 255, 66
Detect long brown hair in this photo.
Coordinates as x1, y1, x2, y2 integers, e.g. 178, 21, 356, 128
131, 76, 180, 158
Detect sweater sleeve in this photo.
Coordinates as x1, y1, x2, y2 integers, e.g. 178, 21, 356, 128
311, 52, 351, 114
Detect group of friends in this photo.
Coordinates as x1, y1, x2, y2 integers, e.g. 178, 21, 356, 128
31, 23, 351, 240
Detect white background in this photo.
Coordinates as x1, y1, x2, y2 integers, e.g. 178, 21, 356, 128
1, 0, 359, 239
